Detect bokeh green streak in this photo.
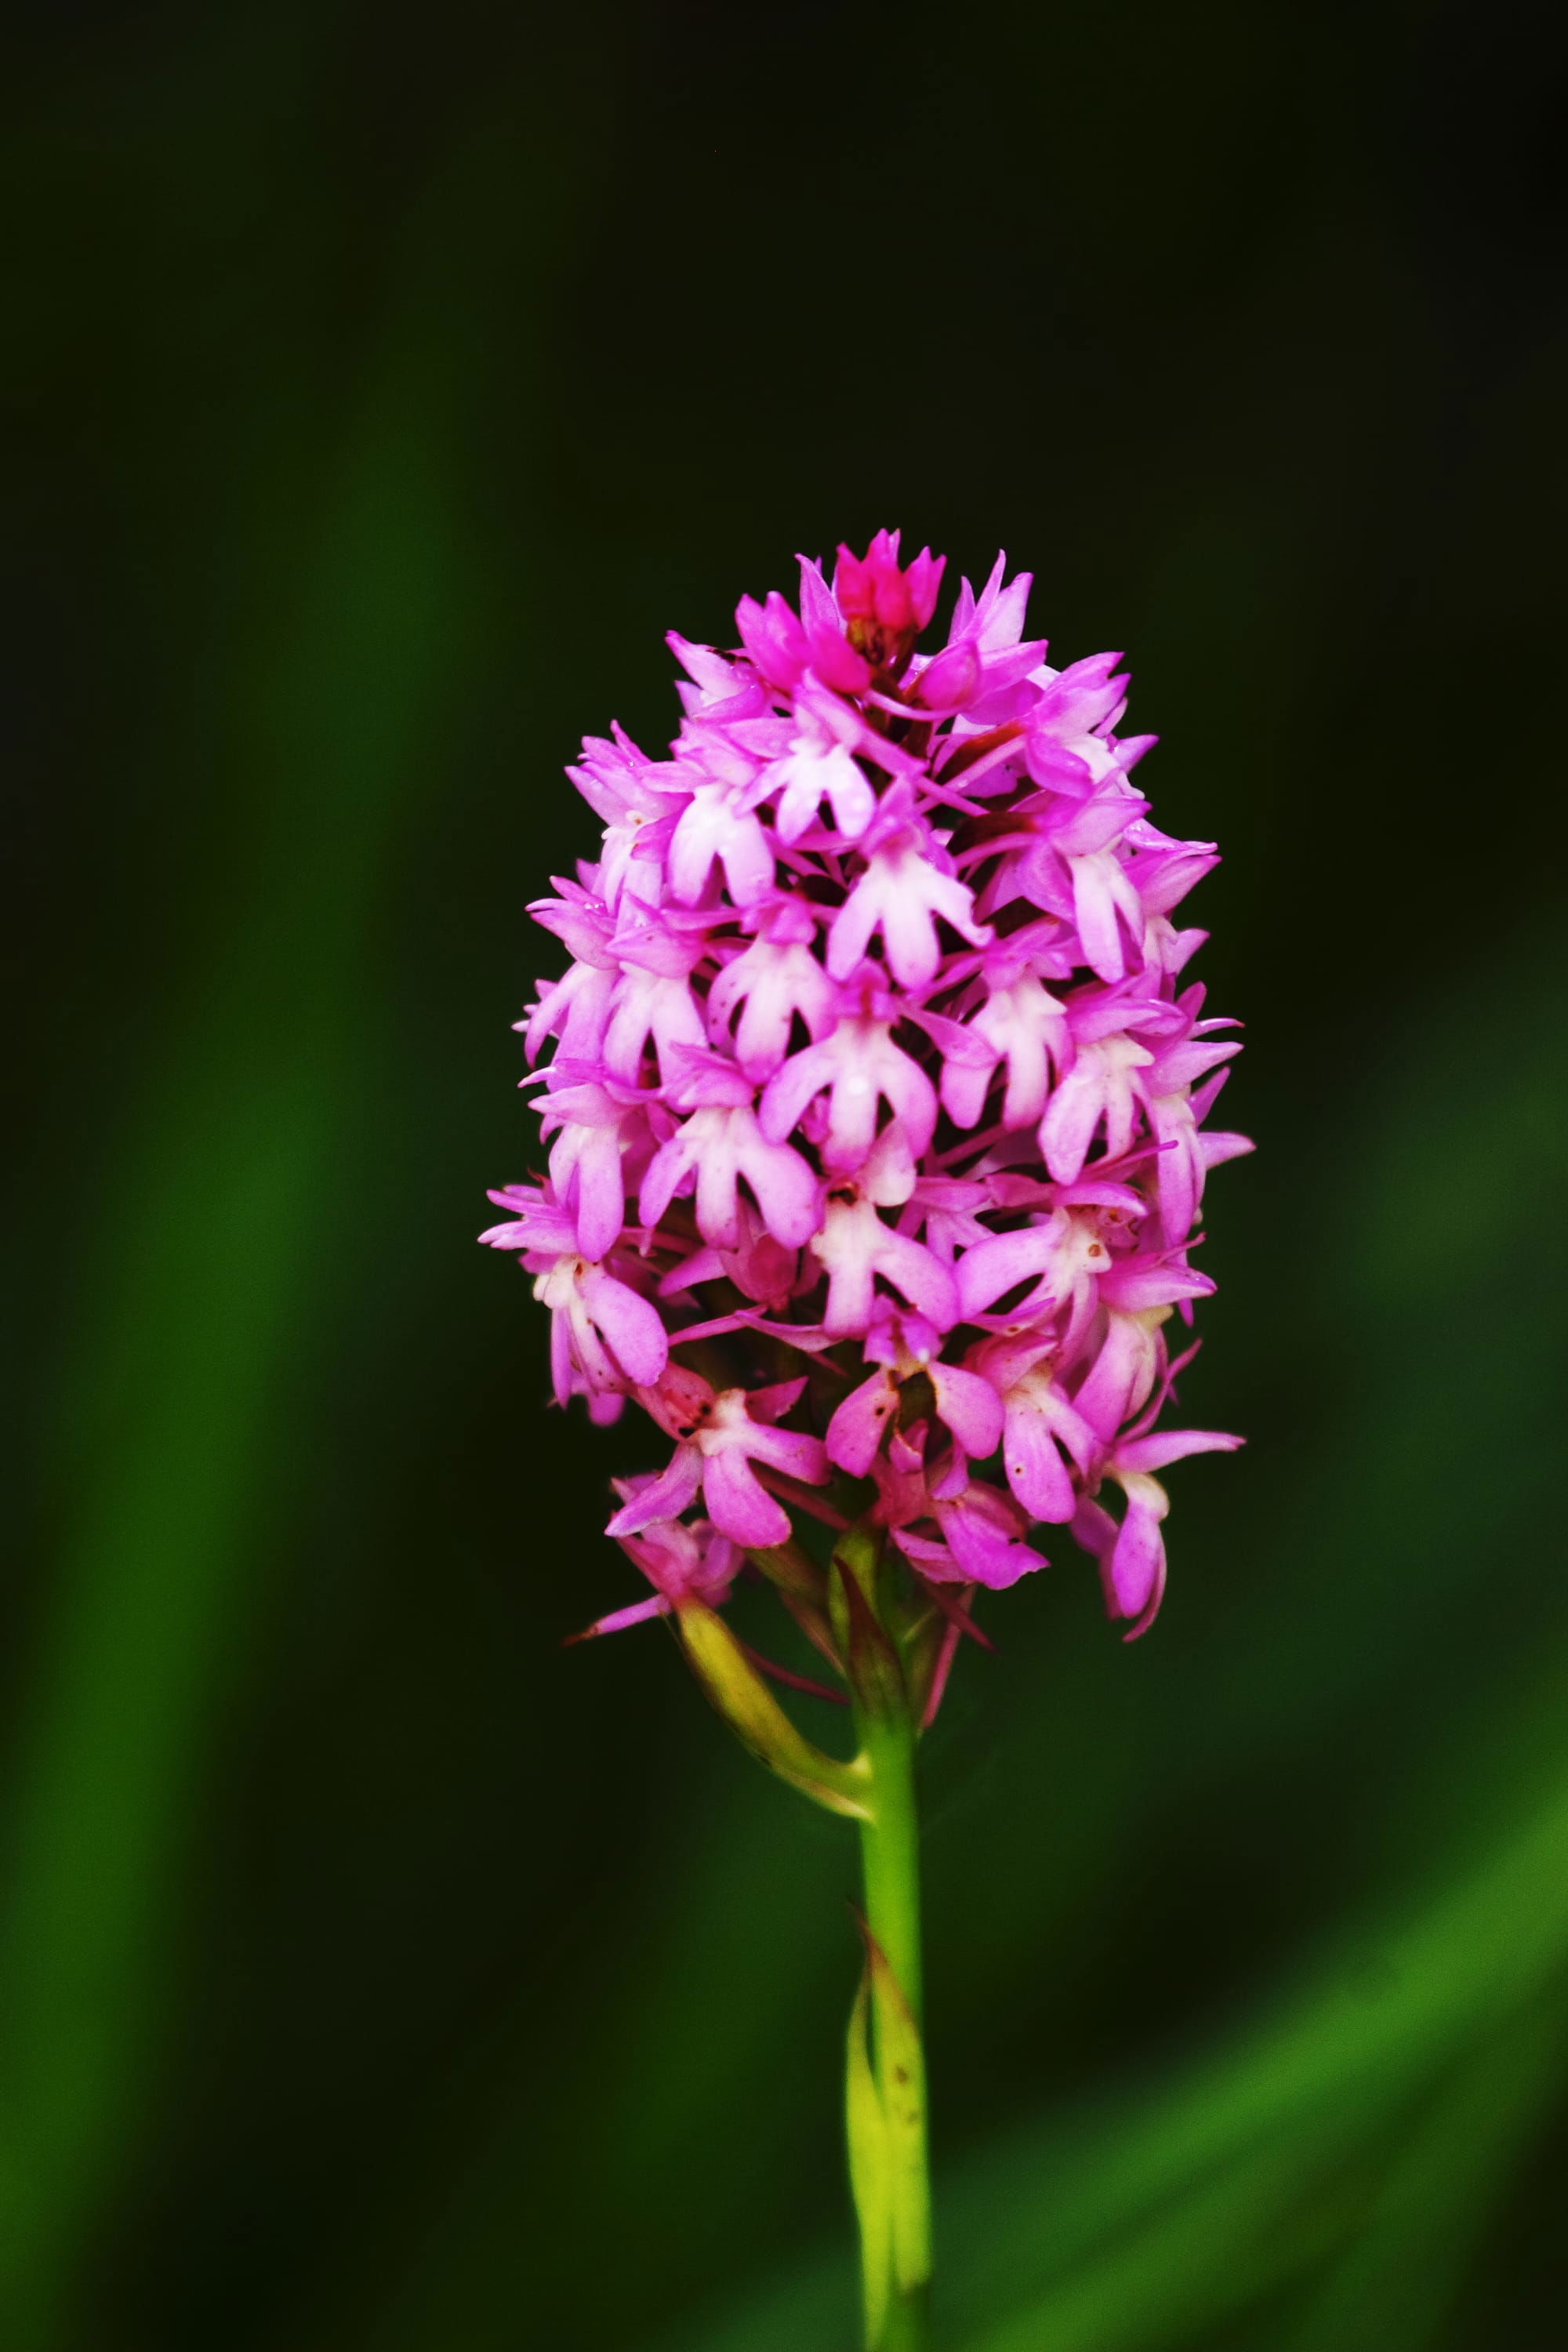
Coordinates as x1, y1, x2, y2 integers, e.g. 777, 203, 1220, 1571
0, 255, 477, 2344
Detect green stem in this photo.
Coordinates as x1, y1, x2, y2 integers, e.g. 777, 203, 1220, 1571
855, 1701, 931, 2352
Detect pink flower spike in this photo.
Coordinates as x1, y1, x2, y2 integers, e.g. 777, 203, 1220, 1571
488, 531, 1247, 1665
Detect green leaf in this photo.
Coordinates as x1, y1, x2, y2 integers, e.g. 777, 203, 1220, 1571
0, 257, 481, 2350
677, 1604, 873, 1820
862, 1927, 931, 2300
847, 1962, 892, 2347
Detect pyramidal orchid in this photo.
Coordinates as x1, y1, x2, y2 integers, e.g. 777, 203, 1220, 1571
483, 532, 1250, 2350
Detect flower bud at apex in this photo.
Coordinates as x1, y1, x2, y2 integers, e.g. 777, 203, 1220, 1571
834, 531, 946, 673
485, 532, 1250, 1750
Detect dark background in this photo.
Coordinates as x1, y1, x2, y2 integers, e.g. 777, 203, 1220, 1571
5, 2, 1567, 2347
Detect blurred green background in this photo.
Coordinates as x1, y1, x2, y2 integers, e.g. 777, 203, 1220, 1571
5, 2, 1566, 2347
